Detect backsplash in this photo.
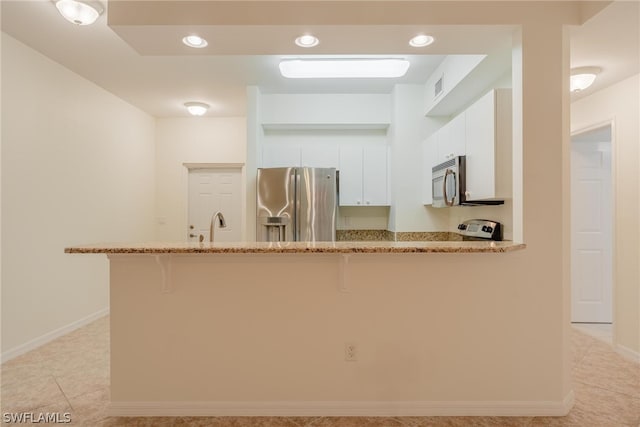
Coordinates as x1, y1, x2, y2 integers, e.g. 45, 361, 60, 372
337, 230, 455, 242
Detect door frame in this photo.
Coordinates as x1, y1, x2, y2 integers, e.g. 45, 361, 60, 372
183, 163, 246, 241
570, 119, 616, 335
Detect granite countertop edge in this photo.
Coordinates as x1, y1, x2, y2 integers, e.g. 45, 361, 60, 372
65, 241, 526, 254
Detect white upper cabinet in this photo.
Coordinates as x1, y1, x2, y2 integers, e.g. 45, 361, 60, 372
362, 145, 388, 206
422, 88, 512, 205
338, 146, 364, 206
301, 143, 339, 168
464, 88, 512, 201
260, 94, 391, 127
422, 135, 437, 205
339, 145, 388, 206
262, 144, 301, 168
436, 112, 466, 163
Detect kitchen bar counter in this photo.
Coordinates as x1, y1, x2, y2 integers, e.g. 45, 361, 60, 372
64, 238, 543, 417
65, 240, 525, 254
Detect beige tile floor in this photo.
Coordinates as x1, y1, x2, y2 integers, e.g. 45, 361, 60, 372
1, 317, 639, 426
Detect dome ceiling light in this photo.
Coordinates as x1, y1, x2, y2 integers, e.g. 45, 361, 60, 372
182, 35, 208, 48
184, 102, 210, 116
295, 35, 320, 48
409, 34, 435, 47
53, 0, 104, 26
570, 67, 601, 92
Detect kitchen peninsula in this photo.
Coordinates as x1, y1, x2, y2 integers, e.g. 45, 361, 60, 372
64, 240, 539, 418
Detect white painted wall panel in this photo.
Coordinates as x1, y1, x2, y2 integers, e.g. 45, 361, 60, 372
1, 35, 156, 357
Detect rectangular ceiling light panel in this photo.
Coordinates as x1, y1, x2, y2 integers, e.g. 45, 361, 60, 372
279, 59, 410, 78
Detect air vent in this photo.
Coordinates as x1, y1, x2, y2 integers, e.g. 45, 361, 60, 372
434, 75, 444, 99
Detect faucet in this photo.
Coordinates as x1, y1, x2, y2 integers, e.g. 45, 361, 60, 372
209, 211, 227, 242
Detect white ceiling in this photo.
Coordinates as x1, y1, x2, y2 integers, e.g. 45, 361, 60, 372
1, 1, 637, 118
569, 0, 639, 101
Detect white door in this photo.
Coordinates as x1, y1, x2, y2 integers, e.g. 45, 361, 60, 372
571, 127, 612, 323
188, 168, 242, 242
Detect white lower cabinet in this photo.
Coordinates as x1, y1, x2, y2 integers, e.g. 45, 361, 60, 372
339, 145, 388, 206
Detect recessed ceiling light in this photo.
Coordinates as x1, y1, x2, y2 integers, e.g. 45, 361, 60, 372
570, 66, 601, 92
409, 34, 435, 47
182, 35, 208, 48
279, 59, 410, 79
53, 0, 103, 26
184, 102, 209, 116
295, 35, 320, 48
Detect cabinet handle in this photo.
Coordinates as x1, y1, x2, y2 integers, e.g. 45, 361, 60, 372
357, 200, 361, 205
366, 201, 370, 205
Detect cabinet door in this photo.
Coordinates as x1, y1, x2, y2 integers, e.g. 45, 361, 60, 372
301, 144, 339, 168
448, 112, 466, 158
435, 121, 451, 163
338, 146, 364, 206
422, 135, 437, 204
465, 91, 496, 200
262, 144, 301, 168
437, 113, 465, 163
362, 145, 388, 206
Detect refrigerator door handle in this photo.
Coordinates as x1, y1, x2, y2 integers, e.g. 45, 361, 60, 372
292, 168, 299, 242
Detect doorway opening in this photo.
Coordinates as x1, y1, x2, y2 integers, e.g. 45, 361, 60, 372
570, 124, 613, 341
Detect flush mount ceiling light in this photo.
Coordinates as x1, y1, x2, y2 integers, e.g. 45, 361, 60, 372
295, 34, 319, 48
409, 34, 435, 47
570, 66, 601, 92
279, 59, 410, 79
184, 102, 209, 116
182, 35, 208, 48
53, 0, 103, 25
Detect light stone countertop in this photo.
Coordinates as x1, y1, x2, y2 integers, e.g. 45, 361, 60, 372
65, 240, 525, 254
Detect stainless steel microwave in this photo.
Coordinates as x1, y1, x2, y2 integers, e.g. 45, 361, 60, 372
432, 156, 466, 207
432, 156, 505, 208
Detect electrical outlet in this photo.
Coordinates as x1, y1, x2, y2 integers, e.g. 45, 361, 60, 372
344, 342, 357, 361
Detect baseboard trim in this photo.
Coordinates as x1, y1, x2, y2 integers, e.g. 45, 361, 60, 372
108, 392, 575, 417
1, 308, 109, 363
616, 343, 640, 362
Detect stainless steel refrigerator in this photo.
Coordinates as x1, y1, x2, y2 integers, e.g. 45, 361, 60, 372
256, 167, 337, 242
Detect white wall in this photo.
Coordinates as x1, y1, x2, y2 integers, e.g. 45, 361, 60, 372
389, 84, 448, 232
1, 34, 156, 359
155, 117, 246, 241
571, 74, 640, 357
